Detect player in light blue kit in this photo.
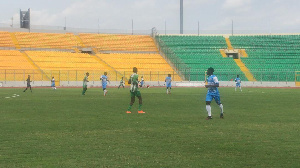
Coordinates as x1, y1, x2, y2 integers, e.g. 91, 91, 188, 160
51, 76, 56, 90
235, 75, 242, 92
165, 74, 172, 94
139, 76, 144, 88
205, 67, 224, 120
100, 72, 110, 96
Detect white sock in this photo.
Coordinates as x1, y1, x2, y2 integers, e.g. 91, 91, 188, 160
167, 89, 168, 94
219, 104, 223, 114
240, 87, 242, 91
206, 105, 211, 117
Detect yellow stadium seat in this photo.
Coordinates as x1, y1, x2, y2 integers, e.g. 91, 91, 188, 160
79, 34, 158, 52
97, 53, 181, 81
0, 31, 15, 48
14, 32, 79, 50
0, 50, 44, 81
25, 51, 118, 81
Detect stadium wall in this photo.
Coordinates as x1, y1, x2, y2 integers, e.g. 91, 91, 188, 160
0, 81, 296, 88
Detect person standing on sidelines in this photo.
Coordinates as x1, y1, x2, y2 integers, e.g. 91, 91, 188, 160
165, 74, 172, 94
51, 76, 56, 90
235, 75, 242, 92
23, 75, 32, 93
82, 72, 89, 95
139, 76, 144, 88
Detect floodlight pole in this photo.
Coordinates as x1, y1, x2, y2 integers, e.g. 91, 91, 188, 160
132, 19, 133, 35
198, 21, 199, 36
11, 17, 13, 28
98, 18, 100, 34
165, 21, 166, 35
65, 17, 67, 31
28, 8, 31, 32
20, 8, 31, 32
232, 20, 233, 36
269, 19, 271, 35
180, 0, 183, 34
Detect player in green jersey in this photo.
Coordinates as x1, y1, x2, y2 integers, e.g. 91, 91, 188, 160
118, 77, 125, 89
82, 72, 89, 95
126, 67, 145, 114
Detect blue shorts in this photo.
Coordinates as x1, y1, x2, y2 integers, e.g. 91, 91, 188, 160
206, 92, 221, 104
166, 83, 171, 88
51, 83, 55, 87
140, 82, 144, 86
236, 83, 241, 87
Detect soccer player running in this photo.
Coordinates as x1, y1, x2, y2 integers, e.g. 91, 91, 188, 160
82, 72, 89, 95
118, 77, 125, 89
205, 67, 224, 120
165, 74, 172, 94
51, 76, 56, 90
100, 72, 110, 96
126, 67, 145, 114
23, 75, 32, 93
235, 75, 242, 92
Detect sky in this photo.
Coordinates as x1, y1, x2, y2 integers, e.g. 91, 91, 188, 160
0, 0, 300, 34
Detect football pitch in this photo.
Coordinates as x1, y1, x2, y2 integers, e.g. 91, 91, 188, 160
0, 87, 299, 167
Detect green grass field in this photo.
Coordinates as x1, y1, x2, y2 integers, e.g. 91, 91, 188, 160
0, 87, 299, 167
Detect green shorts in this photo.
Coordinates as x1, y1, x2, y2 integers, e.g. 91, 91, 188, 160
130, 91, 141, 97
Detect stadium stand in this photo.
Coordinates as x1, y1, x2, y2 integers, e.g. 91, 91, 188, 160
0, 31, 177, 83
25, 51, 106, 70
2, 30, 298, 84
157, 35, 246, 81
230, 35, 300, 81
79, 34, 158, 52
0, 50, 44, 81
25, 51, 117, 81
14, 32, 79, 50
97, 53, 181, 81
0, 31, 15, 48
